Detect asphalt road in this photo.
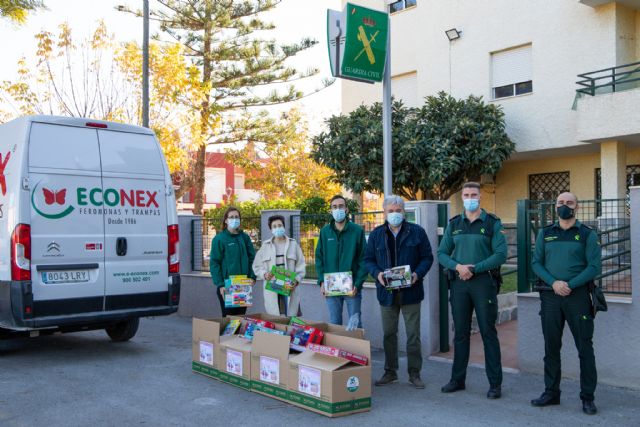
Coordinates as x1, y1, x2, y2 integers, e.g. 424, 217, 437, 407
1, 315, 638, 427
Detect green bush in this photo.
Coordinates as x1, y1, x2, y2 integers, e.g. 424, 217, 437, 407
204, 195, 360, 219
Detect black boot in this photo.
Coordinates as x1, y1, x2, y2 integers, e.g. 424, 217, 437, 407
487, 385, 501, 399
531, 392, 560, 407
441, 380, 466, 393
582, 400, 597, 415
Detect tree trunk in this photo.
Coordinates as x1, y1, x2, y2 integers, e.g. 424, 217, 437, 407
192, 7, 213, 215
193, 144, 206, 214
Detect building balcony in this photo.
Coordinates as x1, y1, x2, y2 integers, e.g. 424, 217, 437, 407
575, 61, 640, 143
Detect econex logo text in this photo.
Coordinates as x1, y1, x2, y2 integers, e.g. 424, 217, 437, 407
32, 183, 160, 219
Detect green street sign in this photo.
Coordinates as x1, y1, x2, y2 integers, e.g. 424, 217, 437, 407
341, 3, 388, 82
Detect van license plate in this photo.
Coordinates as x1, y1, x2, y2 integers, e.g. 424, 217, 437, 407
42, 270, 90, 284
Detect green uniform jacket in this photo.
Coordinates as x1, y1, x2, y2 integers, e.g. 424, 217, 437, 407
209, 229, 256, 287
532, 220, 601, 289
315, 220, 368, 290
437, 209, 507, 273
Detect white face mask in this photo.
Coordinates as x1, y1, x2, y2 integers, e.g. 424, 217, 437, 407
332, 208, 346, 223
387, 212, 404, 227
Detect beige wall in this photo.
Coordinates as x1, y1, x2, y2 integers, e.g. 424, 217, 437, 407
481, 145, 640, 223
615, 3, 639, 65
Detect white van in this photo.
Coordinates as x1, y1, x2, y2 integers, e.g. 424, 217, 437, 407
0, 116, 180, 341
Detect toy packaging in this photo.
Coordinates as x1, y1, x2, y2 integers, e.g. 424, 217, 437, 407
289, 324, 324, 351
265, 265, 297, 296
323, 271, 354, 296
224, 275, 254, 308
382, 265, 412, 289
222, 319, 241, 336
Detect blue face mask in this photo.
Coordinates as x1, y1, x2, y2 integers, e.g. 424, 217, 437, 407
387, 212, 404, 227
332, 208, 346, 223
272, 227, 286, 238
227, 218, 240, 230
463, 198, 480, 212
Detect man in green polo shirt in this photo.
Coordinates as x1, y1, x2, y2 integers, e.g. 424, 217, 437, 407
530, 192, 601, 415
315, 195, 368, 328
438, 182, 507, 399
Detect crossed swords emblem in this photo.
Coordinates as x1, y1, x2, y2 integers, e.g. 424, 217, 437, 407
355, 25, 379, 65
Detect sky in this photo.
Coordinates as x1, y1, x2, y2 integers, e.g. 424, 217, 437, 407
0, 0, 342, 137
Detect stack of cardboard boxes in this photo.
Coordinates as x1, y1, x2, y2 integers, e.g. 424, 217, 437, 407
192, 314, 372, 417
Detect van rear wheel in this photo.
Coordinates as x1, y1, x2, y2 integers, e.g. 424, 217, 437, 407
105, 318, 140, 342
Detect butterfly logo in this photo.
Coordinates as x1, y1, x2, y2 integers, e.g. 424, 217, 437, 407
43, 188, 67, 205
0, 151, 10, 196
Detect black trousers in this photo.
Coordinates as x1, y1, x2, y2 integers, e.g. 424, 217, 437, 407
450, 274, 502, 386
539, 285, 597, 401
216, 288, 247, 317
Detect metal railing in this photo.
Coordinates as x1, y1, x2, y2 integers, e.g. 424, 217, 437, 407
576, 61, 640, 96
517, 199, 631, 295
501, 223, 517, 277
191, 216, 261, 272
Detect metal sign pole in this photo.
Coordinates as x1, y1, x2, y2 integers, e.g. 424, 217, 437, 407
142, 0, 150, 128
382, 17, 392, 197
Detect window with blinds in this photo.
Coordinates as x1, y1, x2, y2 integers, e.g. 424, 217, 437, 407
392, 72, 418, 107
491, 44, 533, 99
389, 0, 417, 14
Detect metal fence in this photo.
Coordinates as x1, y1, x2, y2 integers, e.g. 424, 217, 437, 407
517, 199, 631, 295
191, 216, 262, 272
501, 223, 518, 275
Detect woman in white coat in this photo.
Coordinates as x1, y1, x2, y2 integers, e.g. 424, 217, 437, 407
253, 215, 306, 316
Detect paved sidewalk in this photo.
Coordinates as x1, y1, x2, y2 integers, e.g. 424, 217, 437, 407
434, 320, 519, 370
1, 315, 638, 427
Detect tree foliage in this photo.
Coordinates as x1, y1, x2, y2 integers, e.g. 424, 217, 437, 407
120, 0, 332, 214
224, 108, 341, 201
0, 22, 199, 174
0, 0, 44, 23
312, 92, 515, 200
204, 195, 359, 221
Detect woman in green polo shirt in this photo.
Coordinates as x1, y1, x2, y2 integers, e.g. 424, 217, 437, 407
209, 207, 256, 316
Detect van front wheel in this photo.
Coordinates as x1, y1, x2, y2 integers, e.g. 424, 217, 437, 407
105, 318, 140, 342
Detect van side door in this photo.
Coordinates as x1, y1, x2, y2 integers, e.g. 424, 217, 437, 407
28, 123, 106, 316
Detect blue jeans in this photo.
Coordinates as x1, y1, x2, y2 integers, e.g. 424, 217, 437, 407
326, 293, 362, 327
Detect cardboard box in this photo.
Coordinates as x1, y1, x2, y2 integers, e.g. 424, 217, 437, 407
192, 314, 372, 417
217, 335, 253, 390
192, 314, 290, 389
286, 332, 372, 417
250, 330, 292, 402
192, 317, 227, 375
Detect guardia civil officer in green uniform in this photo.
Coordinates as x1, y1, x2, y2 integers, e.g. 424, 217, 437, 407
438, 182, 507, 399
530, 192, 601, 415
